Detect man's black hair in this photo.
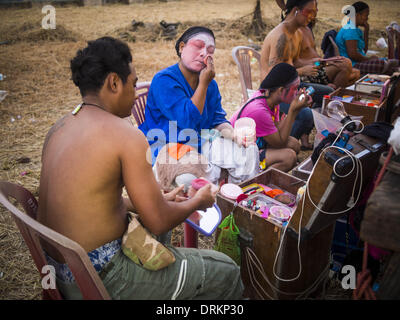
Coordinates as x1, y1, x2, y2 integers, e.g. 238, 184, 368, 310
175, 26, 215, 58
70, 36, 132, 96
283, 0, 315, 20
352, 1, 369, 13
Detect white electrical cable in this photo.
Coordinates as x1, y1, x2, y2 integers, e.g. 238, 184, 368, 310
271, 119, 365, 283
272, 186, 306, 282
244, 245, 330, 299
244, 120, 368, 297
305, 119, 365, 215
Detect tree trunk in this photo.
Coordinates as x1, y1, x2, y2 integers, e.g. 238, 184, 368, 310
250, 0, 266, 38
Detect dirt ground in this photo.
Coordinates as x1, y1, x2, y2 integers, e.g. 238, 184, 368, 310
0, 0, 399, 300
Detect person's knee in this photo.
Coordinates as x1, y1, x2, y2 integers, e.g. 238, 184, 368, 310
289, 149, 297, 165
298, 107, 314, 129
325, 85, 335, 95
287, 136, 300, 153
351, 68, 361, 80
283, 148, 297, 169
343, 58, 353, 71
211, 253, 243, 299
303, 107, 314, 122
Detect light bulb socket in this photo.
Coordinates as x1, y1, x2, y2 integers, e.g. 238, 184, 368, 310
340, 115, 356, 132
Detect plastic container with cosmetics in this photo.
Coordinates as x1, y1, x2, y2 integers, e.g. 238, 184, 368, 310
220, 183, 243, 200
234, 117, 256, 147
240, 193, 293, 224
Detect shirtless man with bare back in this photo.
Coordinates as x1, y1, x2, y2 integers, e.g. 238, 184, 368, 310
261, 0, 320, 149
261, 0, 334, 150
261, 0, 320, 80
299, 7, 360, 88
37, 37, 243, 300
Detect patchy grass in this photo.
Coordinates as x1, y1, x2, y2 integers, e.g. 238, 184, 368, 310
1, 0, 399, 300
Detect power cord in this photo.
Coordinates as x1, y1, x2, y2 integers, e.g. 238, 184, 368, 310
245, 120, 367, 298
272, 119, 365, 282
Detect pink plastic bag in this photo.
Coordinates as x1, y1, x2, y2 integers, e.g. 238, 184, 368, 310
312, 110, 363, 148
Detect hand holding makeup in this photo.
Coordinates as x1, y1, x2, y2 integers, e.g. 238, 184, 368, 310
163, 185, 187, 202
193, 183, 218, 211
199, 55, 215, 85
291, 88, 312, 111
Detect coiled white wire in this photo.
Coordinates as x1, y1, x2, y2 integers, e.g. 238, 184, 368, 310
271, 119, 365, 283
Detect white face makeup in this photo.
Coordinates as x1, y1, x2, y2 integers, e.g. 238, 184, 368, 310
180, 32, 215, 72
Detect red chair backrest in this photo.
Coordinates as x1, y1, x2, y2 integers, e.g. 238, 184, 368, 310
132, 81, 151, 126
0, 181, 111, 300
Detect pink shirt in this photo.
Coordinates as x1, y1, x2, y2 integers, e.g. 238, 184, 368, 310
230, 90, 280, 137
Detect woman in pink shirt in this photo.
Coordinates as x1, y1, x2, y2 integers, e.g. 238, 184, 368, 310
230, 63, 312, 172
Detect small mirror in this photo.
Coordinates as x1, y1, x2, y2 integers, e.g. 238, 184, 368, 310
185, 204, 222, 236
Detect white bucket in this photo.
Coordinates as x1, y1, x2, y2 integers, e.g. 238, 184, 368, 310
376, 37, 388, 49
234, 117, 256, 147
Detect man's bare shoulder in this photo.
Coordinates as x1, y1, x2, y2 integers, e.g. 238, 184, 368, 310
43, 110, 147, 158
99, 113, 147, 146
263, 23, 285, 43
42, 114, 69, 156
108, 116, 150, 160
264, 24, 292, 53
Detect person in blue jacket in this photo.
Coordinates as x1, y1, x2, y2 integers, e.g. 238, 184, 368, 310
139, 26, 239, 165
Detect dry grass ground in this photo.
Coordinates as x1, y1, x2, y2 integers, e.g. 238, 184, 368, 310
0, 0, 399, 300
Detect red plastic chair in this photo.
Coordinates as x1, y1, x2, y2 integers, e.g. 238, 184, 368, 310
0, 181, 110, 300
231, 46, 261, 103
131, 81, 151, 126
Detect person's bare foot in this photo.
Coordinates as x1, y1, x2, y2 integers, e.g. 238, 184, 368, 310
300, 134, 313, 150
327, 83, 337, 90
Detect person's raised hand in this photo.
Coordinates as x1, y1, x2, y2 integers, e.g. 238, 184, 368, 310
299, 64, 319, 77
164, 185, 187, 202
311, 57, 323, 64
193, 183, 218, 211
289, 88, 312, 112
199, 55, 215, 86
233, 132, 256, 148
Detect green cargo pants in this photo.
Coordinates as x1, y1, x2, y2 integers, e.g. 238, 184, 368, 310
56, 246, 243, 300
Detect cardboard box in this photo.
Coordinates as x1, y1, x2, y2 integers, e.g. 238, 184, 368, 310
322, 88, 387, 125
354, 74, 391, 95
216, 168, 335, 300
291, 156, 314, 181
216, 132, 385, 299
